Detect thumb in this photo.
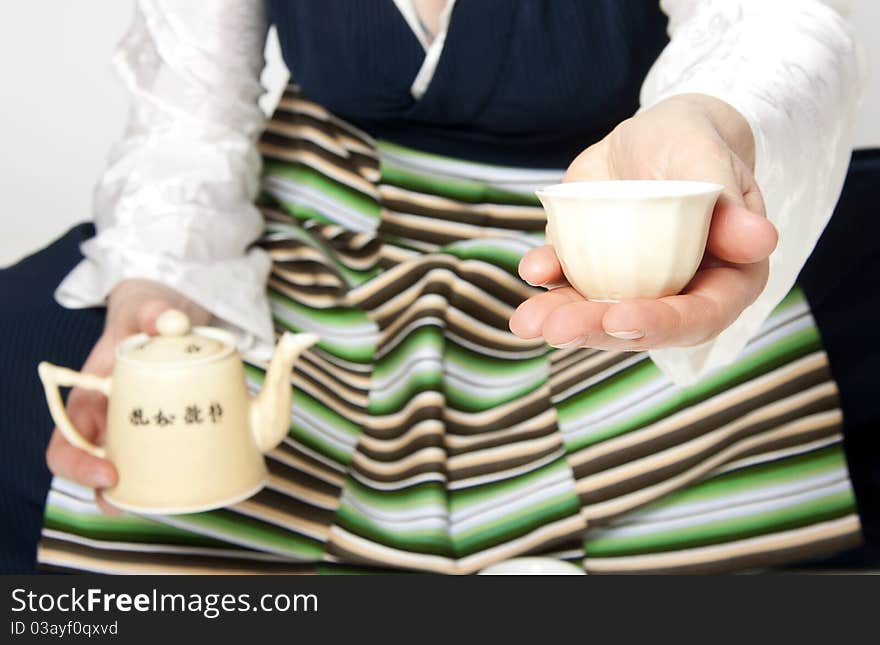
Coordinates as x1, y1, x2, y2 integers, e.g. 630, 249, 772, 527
136, 299, 175, 335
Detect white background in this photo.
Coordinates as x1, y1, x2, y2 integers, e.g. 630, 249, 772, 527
1, 0, 877, 267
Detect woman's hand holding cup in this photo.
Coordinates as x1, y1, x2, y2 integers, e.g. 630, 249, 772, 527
509, 94, 778, 351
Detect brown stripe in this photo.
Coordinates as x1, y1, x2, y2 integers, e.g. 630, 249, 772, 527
443, 408, 559, 457
271, 441, 347, 485
261, 128, 367, 180
231, 489, 336, 541
549, 351, 637, 397
351, 255, 531, 312
326, 515, 586, 574
444, 386, 555, 436
259, 141, 377, 198
265, 459, 342, 505
571, 366, 834, 481
447, 443, 565, 483
268, 276, 349, 309
549, 345, 605, 372
583, 515, 863, 574
578, 408, 844, 523
568, 352, 831, 472
357, 424, 446, 463
576, 390, 839, 507
37, 537, 317, 575
349, 450, 445, 484
379, 190, 544, 231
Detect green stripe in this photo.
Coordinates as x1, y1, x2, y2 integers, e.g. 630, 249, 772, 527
44, 506, 229, 549
450, 457, 572, 512
263, 160, 380, 220
454, 492, 580, 555
442, 242, 528, 275
445, 377, 547, 413
444, 340, 547, 377
369, 371, 443, 416
245, 366, 360, 464
643, 444, 848, 510
584, 488, 855, 557
560, 324, 823, 453
264, 221, 380, 286
380, 161, 540, 207
372, 325, 444, 380
175, 509, 325, 560
343, 477, 449, 511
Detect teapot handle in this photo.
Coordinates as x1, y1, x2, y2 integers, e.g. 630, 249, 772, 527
38, 362, 111, 459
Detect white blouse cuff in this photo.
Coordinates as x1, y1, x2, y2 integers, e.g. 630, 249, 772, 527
641, 0, 865, 384
55, 241, 276, 359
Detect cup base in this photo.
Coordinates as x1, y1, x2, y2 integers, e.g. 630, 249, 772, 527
102, 478, 266, 515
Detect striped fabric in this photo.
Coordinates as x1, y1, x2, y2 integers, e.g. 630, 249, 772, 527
38, 87, 862, 574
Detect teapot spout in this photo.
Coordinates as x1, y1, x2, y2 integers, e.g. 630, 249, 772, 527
250, 332, 319, 453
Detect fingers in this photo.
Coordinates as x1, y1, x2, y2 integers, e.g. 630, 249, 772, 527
95, 491, 123, 516
540, 299, 613, 347
46, 429, 117, 490
707, 200, 778, 265
45, 383, 118, 504
509, 287, 583, 338
518, 245, 564, 288
511, 260, 768, 350
601, 260, 768, 347
137, 299, 175, 335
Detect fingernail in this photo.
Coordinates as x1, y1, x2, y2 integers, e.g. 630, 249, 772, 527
551, 335, 587, 348
607, 330, 645, 340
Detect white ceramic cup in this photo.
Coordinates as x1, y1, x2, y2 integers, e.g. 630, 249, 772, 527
536, 180, 723, 301
478, 557, 585, 575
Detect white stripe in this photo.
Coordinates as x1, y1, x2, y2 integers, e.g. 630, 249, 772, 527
262, 176, 378, 232
450, 465, 573, 523
452, 477, 576, 535
588, 474, 852, 541
378, 143, 565, 189
710, 434, 843, 475
41, 528, 293, 562
560, 314, 816, 444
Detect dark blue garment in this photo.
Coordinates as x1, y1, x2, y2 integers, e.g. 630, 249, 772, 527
266, 0, 669, 167
0, 225, 104, 573
799, 149, 880, 555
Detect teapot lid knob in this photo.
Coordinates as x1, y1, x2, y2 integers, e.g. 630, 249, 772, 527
156, 309, 191, 337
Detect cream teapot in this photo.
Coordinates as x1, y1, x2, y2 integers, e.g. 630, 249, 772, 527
38, 309, 318, 514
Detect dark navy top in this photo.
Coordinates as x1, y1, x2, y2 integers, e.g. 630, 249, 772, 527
266, 1, 669, 168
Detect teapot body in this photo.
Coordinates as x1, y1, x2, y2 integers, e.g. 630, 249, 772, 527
38, 309, 316, 515
102, 350, 267, 513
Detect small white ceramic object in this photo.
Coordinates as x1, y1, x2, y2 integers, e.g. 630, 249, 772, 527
38, 310, 319, 514
478, 557, 585, 575
536, 180, 723, 301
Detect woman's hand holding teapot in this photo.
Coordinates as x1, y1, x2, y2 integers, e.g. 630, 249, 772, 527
44, 278, 209, 514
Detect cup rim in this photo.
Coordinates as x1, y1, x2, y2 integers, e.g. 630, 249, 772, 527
536, 180, 724, 200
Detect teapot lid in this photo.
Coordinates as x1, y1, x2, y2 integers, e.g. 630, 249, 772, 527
117, 310, 234, 364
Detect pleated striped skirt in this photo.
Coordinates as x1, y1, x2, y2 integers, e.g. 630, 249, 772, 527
38, 87, 863, 574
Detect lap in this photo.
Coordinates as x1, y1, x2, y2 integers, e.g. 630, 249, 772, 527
0, 223, 104, 572
800, 148, 880, 556
3, 149, 879, 573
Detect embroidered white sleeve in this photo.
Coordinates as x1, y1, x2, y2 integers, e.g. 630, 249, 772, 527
641, 0, 865, 385
55, 0, 275, 356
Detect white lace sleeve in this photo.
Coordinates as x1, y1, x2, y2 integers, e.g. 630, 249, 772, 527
641, 0, 866, 385
55, 0, 275, 354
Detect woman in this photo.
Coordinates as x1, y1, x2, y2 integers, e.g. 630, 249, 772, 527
1, 0, 874, 573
